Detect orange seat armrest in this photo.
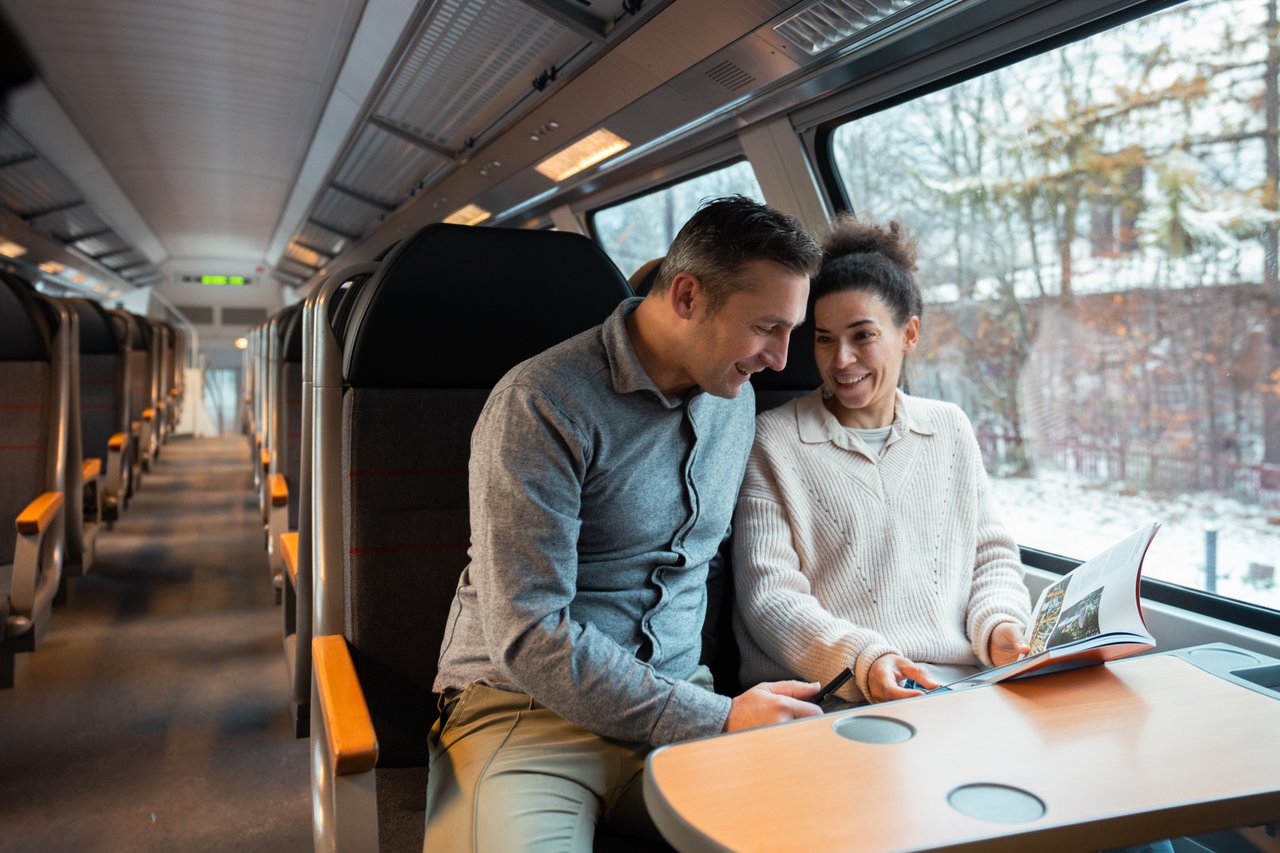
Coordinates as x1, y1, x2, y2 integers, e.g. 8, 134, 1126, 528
108, 432, 127, 451
170, 387, 181, 397
313, 635, 379, 775
260, 449, 270, 471
83, 458, 102, 480
280, 532, 299, 586
131, 421, 141, 436
269, 473, 289, 507
17, 491, 64, 535
142, 408, 154, 421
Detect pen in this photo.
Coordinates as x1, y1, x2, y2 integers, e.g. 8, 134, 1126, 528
812, 667, 852, 705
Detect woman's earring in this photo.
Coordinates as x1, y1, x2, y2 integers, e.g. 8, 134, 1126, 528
822, 385, 833, 401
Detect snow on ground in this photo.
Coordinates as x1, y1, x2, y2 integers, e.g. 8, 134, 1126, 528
989, 468, 1280, 612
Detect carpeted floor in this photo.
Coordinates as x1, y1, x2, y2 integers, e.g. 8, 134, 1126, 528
0, 434, 311, 852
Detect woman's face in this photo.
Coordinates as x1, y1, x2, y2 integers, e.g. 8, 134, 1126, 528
813, 288, 919, 428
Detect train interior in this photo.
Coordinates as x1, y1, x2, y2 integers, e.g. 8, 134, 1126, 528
0, 0, 1278, 850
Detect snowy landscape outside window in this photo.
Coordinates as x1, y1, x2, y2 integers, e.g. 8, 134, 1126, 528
591, 161, 764, 280
830, 0, 1280, 611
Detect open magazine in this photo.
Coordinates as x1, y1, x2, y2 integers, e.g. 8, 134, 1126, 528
944, 521, 1161, 689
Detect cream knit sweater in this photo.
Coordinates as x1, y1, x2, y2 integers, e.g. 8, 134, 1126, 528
731, 388, 1031, 704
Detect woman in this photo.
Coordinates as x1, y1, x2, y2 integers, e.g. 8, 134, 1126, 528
731, 214, 1031, 705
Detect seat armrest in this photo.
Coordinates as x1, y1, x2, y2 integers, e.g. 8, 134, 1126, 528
12, 491, 64, 614
106, 433, 128, 505
261, 448, 270, 473
280, 532, 299, 587
142, 407, 154, 421
269, 473, 289, 508
17, 492, 64, 535
83, 458, 102, 481
313, 635, 379, 775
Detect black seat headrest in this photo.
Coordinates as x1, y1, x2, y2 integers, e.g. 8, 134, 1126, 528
628, 257, 663, 297
278, 303, 304, 363
328, 273, 373, 344
114, 311, 151, 350
342, 224, 632, 388
0, 271, 51, 360
68, 298, 122, 355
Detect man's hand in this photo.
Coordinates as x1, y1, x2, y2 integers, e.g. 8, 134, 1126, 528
988, 622, 1030, 666
723, 680, 823, 732
867, 654, 939, 703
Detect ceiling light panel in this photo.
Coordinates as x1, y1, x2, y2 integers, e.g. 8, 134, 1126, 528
442, 203, 491, 226
288, 244, 327, 270
0, 239, 28, 258
295, 224, 347, 258
535, 128, 630, 182
774, 0, 958, 56
373, 0, 587, 151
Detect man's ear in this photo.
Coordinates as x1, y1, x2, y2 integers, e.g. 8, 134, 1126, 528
668, 272, 700, 321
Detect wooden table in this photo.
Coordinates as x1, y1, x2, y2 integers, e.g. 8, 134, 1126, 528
645, 646, 1280, 852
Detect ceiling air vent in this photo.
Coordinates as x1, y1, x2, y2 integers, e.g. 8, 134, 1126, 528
705, 59, 755, 92
774, 0, 960, 57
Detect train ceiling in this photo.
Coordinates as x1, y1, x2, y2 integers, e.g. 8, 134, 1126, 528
0, 0, 1010, 291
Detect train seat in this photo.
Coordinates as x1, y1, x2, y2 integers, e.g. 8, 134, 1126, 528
141, 319, 168, 467
310, 223, 631, 853
284, 265, 378, 739
113, 310, 153, 500
67, 298, 127, 534
265, 303, 303, 595
627, 256, 664, 296
157, 321, 181, 443
0, 272, 68, 687
39, 297, 96, 583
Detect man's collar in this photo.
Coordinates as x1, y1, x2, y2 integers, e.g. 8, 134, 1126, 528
603, 296, 685, 408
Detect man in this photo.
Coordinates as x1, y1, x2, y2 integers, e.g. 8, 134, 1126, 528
424, 196, 824, 851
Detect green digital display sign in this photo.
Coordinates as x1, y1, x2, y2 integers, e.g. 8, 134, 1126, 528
200, 275, 247, 285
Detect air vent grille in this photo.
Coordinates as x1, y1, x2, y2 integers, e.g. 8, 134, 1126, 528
176, 305, 214, 325
377, 0, 572, 147
774, 0, 953, 56
705, 60, 756, 92
221, 307, 268, 326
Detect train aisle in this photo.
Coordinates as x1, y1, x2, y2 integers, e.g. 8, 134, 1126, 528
0, 435, 311, 852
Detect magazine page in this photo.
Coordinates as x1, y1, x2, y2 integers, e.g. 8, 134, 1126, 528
1025, 521, 1160, 655
940, 521, 1160, 689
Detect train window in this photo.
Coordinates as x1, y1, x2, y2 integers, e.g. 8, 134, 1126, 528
826, 0, 1279, 613
591, 160, 763, 279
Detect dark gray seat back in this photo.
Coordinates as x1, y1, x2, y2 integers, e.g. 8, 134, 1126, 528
279, 304, 304, 531
0, 272, 57, 649
338, 223, 632, 769
68, 298, 127, 464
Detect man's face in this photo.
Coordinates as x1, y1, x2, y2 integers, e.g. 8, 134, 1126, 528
682, 258, 809, 399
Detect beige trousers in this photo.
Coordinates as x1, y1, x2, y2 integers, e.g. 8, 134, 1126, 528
422, 666, 715, 852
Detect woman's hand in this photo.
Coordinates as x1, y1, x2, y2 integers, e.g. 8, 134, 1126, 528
867, 654, 939, 703
988, 622, 1030, 666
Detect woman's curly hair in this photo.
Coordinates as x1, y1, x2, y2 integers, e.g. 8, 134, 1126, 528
812, 213, 922, 327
